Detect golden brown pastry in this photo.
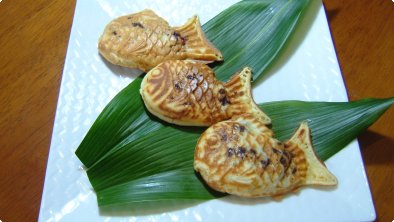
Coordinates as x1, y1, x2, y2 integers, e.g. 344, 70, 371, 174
140, 60, 271, 126
98, 9, 223, 72
194, 114, 337, 198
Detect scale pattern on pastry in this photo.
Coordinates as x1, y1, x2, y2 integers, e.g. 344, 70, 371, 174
99, 9, 223, 72
140, 60, 271, 126
194, 114, 337, 198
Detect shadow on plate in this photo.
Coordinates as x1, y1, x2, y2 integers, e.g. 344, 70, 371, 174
220, 184, 337, 206
99, 53, 144, 79
99, 199, 204, 217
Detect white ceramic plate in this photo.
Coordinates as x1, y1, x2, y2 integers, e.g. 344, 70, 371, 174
38, 0, 376, 221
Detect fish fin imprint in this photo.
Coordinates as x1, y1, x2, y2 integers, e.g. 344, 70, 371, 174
287, 122, 337, 186
174, 16, 223, 62
224, 68, 271, 125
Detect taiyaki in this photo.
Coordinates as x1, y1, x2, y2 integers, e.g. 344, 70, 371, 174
140, 60, 271, 126
99, 9, 223, 72
194, 114, 337, 198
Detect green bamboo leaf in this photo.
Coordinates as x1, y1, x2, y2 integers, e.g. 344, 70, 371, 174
89, 98, 393, 207
205, 0, 310, 81
87, 126, 203, 191
97, 169, 225, 208
75, 77, 165, 168
75, 0, 310, 168
262, 98, 394, 160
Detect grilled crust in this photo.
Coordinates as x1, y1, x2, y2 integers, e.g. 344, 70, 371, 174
174, 16, 223, 62
287, 122, 337, 186
194, 115, 307, 197
98, 9, 222, 72
140, 60, 229, 126
224, 68, 271, 125
140, 60, 273, 127
194, 115, 337, 198
98, 9, 173, 71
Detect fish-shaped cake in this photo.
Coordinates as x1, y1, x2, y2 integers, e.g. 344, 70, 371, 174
140, 60, 271, 126
99, 9, 223, 72
194, 114, 337, 198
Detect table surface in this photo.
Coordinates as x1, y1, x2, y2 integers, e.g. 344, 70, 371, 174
0, 1, 393, 221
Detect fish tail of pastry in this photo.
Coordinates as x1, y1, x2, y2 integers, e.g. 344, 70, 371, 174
287, 122, 337, 186
223, 67, 271, 125
174, 16, 223, 62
